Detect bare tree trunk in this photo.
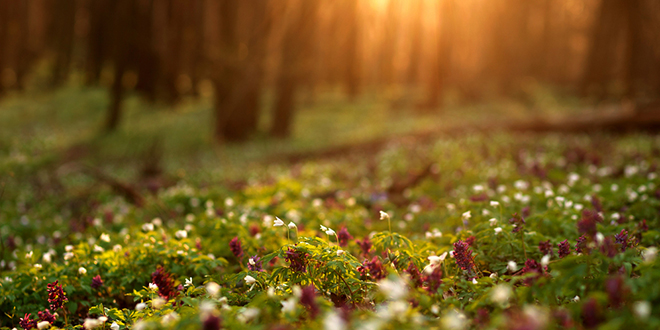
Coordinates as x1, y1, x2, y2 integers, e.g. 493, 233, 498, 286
271, 0, 319, 138
49, 0, 77, 87
213, 0, 239, 141
0, 0, 8, 96
423, 0, 453, 110
344, 0, 361, 100
581, 0, 626, 98
406, 0, 423, 86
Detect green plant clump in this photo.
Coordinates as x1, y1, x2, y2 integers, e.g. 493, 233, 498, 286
2, 133, 660, 329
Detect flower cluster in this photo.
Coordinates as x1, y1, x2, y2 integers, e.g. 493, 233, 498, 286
357, 256, 386, 280
247, 255, 263, 272
538, 240, 553, 256
452, 240, 474, 272
356, 238, 372, 255
577, 210, 600, 237
91, 275, 104, 290
557, 240, 571, 258
19, 313, 37, 330
337, 227, 353, 247
300, 285, 320, 318
285, 248, 309, 273
614, 229, 629, 252
509, 213, 525, 233
37, 309, 56, 323
229, 237, 243, 259
47, 280, 67, 311
152, 266, 178, 299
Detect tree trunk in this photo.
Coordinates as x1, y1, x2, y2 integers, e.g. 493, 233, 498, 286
271, 0, 319, 138
344, 0, 361, 100
49, 0, 76, 87
423, 0, 453, 110
581, 0, 626, 98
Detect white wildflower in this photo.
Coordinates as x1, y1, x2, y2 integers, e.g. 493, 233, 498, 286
185, 277, 193, 287
379, 211, 390, 221
281, 298, 297, 314
633, 301, 651, 319
507, 261, 517, 272
149, 283, 158, 291
462, 211, 471, 220
136, 302, 147, 311
152, 297, 165, 309
336, 249, 345, 256
541, 255, 550, 267
642, 247, 657, 263
79, 267, 87, 275
288, 222, 297, 229
110, 322, 120, 330
494, 227, 502, 234
244, 275, 257, 285
490, 284, 511, 304
273, 217, 285, 227
83, 318, 100, 329
206, 282, 221, 296
100, 234, 110, 243
490, 201, 500, 207
142, 223, 154, 232
37, 321, 50, 329
175, 230, 187, 239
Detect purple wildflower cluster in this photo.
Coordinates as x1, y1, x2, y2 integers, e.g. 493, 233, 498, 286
538, 240, 553, 256
557, 240, 571, 258
356, 237, 372, 255
229, 237, 243, 259
152, 266, 178, 299
247, 255, 263, 272
452, 239, 474, 272
47, 280, 68, 310
19, 314, 37, 330
91, 275, 104, 290
357, 256, 386, 280
509, 213, 525, 233
285, 248, 309, 273
337, 227, 353, 247
300, 285, 320, 319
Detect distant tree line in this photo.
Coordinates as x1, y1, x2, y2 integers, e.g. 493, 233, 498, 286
0, 0, 659, 141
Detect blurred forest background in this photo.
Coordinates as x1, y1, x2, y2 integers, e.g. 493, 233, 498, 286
1, 0, 659, 142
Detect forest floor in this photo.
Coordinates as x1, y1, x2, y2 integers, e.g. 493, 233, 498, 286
2, 86, 658, 329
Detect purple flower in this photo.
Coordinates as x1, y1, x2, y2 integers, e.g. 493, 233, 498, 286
285, 248, 308, 273
358, 256, 386, 280
575, 235, 588, 254
521, 259, 543, 285
19, 313, 37, 330
581, 298, 603, 329
577, 210, 600, 237
91, 275, 104, 290
47, 280, 68, 310
300, 285, 320, 319
202, 314, 222, 330
38, 309, 56, 323
247, 255, 263, 272
453, 240, 474, 272
423, 266, 443, 293
605, 276, 627, 308
509, 213, 525, 233
539, 240, 553, 256
599, 236, 617, 258
229, 237, 243, 259
614, 229, 629, 252
406, 262, 423, 287
337, 227, 353, 247
152, 266, 177, 299
558, 240, 571, 258
356, 238, 372, 255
